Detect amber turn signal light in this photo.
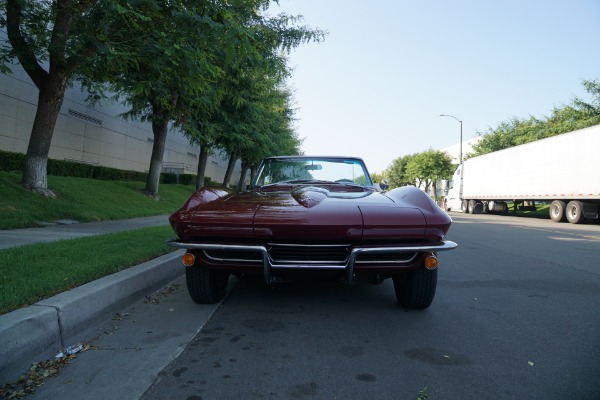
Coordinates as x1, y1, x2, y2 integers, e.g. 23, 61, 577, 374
182, 252, 196, 266
424, 255, 438, 270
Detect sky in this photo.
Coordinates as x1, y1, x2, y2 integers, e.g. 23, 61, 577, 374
269, 0, 600, 173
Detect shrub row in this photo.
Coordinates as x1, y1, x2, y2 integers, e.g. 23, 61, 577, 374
0, 150, 212, 186
162, 173, 216, 187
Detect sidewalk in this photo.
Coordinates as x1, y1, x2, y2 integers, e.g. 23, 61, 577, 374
0, 215, 187, 384
0, 214, 170, 249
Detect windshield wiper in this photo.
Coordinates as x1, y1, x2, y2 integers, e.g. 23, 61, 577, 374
280, 179, 332, 184
263, 179, 365, 188
258, 180, 324, 188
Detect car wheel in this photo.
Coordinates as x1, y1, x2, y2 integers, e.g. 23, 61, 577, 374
550, 200, 567, 222
186, 264, 230, 304
565, 201, 584, 224
392, 267, 437, 310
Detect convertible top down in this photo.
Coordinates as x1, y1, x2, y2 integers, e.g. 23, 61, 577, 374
168, 156, 457, 309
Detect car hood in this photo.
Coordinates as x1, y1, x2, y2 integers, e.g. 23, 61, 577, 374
251, 187, 426, 240
170, 185, 445, 242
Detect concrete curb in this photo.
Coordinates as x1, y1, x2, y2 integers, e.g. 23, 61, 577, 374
0, 250, 185, 384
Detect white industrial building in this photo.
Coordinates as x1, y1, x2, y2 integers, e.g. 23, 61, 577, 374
439, 136, 481, 164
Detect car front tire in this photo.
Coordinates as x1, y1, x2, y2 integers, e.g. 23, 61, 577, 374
186, 263, 230, 304
392, 267, 437, 309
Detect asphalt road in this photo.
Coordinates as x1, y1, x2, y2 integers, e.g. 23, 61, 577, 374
30, 213, 600, 400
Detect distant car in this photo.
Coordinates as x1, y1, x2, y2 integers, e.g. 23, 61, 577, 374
168, 156, 457, 309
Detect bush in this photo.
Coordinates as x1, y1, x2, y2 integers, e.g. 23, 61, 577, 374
161, 172, 198, 185
0, 150, 195, 185
0, 150, 25, 172
179, 174, 195, 186
161, 172, 178, 184
48, 158, 95, 178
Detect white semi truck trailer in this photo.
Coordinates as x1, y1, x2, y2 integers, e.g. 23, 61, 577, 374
444, 124, 600, 224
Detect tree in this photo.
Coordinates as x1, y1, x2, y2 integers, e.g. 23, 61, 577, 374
182, 72, 301, 190
1, 0, 323, 199
98, 0, 227, 198
178, 2, 321, 190
180, 117, 220, 190
404, 149, 454, 201
235, 85, 303, 189
109, 0, 322, 197
223, 76, 302, 189
544, 79, 600, 133
370, 171, 384, 185
0, 0, 137, 196
471, 79, 600, 157
386, 154, 417, 188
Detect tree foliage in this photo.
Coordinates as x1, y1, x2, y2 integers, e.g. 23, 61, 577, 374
385, 154, 417, 188
404, 149, 454, 201
0, 0, 324, 197
0, 0, 139, 196
97, 1, 229, 198
384, 150, 453, 201
176, 2, 316, 190
104, 0, 322, 196
471, 79, 600, 157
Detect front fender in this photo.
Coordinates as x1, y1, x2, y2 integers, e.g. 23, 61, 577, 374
169, 187, 234, 236
386, 186, 452, 241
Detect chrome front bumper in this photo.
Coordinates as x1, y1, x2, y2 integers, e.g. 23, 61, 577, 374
166, 240, 458, 284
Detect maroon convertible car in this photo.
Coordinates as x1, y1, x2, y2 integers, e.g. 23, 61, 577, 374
168, 156, 457, 309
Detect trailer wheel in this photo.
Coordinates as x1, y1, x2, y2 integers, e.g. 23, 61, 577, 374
550, 200, 567, 222
482, 201, 489, 214
468, 199, 476, 214
566, 201, 584, 224
461, 200, 468, 213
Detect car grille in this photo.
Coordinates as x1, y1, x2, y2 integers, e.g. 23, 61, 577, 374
267, 244, 351, 265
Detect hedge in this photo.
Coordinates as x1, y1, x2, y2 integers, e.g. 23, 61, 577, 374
0, 150, 207, 186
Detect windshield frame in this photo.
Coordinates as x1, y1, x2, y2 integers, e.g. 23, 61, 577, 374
251, 156, 375, 189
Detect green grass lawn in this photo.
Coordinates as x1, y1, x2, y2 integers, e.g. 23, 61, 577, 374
506, 202, 550, 219
0, 173, 199, 313
0, 172, 196, 229
0, 226, 176, 314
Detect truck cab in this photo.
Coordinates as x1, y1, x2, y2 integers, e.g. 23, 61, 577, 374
444, 165, 463, 212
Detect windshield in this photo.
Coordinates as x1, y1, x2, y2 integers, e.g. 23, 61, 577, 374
253, 157, 374, 187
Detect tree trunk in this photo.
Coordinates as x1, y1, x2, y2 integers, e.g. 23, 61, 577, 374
249, 165, 257, 185
222, 151, 239, 188
7, 0, 72, 197
196, 146, 209, 189
145, 118, 169, 199
237, 159, 248, 191
424, 179, 431, 196
145, 94, 178, 199
22, 73, 69, 198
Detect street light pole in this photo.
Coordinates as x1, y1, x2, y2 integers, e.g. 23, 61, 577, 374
440, 114, 463, 164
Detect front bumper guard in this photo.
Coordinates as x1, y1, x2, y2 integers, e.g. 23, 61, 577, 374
166, 240, 458, 284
